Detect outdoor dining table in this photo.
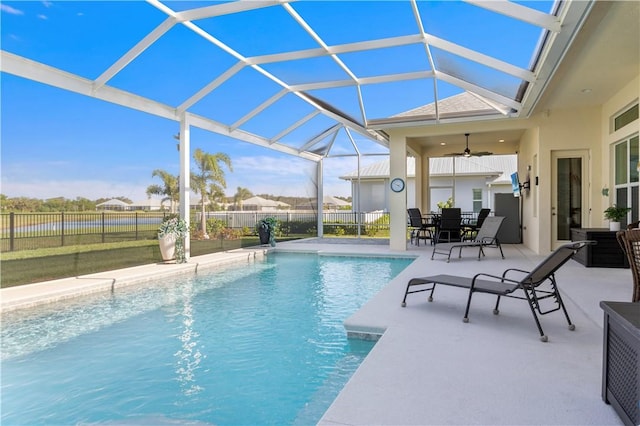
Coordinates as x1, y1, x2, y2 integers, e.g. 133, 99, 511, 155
422, 212, 478, 243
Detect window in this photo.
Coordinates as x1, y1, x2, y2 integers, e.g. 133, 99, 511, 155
472, 188, 483, 212
613, 135, 639, 226
614, 103, 639, 132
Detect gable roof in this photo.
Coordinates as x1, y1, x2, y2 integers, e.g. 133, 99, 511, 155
370, 92, 512, 127
242, 196, 289, 207
96, 199, 130, 207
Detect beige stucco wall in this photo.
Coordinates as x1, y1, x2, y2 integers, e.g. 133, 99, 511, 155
384, 74, 639, 254
600, 75, 640, 221
529, 105, 602, 252
519, 73, 639, 253
389, 135, 408, 250
517, 127, 540, 253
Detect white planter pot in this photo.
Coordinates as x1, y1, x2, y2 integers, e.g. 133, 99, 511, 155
609, 221, 621, 232
158, 234, 176, 261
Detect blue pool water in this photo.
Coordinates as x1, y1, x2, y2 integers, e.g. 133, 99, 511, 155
1, 252, 413, 425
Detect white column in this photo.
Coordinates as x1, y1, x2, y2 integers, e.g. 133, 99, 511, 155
389, 135, 407, 251
179, 116, 191, 260
317, 159, 324, 238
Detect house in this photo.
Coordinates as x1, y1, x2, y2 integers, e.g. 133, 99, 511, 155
129, 198, 168, 211
240, 196, 289, 212
95, 199, 130, 211
341, 155, 517, 213
323, 195, 350, 211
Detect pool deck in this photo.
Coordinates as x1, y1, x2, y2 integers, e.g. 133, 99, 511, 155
1, 238, 632, 425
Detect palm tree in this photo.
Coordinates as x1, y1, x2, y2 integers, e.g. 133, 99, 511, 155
191, 149, 232, 236
234, 187, 253, 211
146, 169, 179, 213
208, 183, 226, 211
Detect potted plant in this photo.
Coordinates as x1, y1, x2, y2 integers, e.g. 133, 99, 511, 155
604, 205, 631, 231
158, 214, 189, 263
437, 197, 454, 210
257, 217, 278, 247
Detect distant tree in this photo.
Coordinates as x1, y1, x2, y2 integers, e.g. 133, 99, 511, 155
43, 197, 69, 212
191, 149, 232, 237
234, 187, 253, 210
74, 197, 95, 211
146, 169, 179, 213
208, 183, 227, 211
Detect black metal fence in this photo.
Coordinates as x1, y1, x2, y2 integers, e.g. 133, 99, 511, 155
1, 210, 391, 252
0, 212, 167, 252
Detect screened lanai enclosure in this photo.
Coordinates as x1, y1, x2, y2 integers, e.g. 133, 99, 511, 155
1, 0, 601, 255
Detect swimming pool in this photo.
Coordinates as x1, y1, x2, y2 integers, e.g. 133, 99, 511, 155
1, 252, 414, 425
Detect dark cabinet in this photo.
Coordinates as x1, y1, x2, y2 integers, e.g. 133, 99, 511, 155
600, 301, 640, 426
570, 228, 629, 268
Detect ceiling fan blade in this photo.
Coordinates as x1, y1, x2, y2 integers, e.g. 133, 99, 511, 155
445, 134, 493, 157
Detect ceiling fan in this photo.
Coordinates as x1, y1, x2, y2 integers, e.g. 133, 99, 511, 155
447, 133, 493, 157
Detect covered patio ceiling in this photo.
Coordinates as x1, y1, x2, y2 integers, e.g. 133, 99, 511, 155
1, 0, 597, 162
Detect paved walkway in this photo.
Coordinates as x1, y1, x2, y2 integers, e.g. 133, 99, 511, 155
1, 239, 631, 425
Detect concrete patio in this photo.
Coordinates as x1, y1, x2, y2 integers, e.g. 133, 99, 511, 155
282, 239, 629, 425
1, 238, 632, 425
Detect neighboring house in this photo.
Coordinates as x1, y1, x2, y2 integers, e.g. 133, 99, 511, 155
240, 196, 289, 212
95, 199, 130, 211
99, 198, 172, 211
129, 198, 168, 211
323, 195, 350, 211
340, 155, 517, 213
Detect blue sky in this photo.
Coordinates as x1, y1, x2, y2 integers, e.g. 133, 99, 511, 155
0, 1, 549, 202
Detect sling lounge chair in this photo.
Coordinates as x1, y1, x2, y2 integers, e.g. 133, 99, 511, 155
462, 208, 491, 240
431, 216, 505, 262
402, 240, 595, 341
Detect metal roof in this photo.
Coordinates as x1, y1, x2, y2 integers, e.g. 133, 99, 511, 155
1, 0, 595, 161
340, 155, 517, 180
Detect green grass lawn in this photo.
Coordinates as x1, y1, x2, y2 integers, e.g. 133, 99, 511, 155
0, 235, 303, 288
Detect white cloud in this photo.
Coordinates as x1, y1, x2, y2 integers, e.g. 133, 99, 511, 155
0, 4, 24, 15
37, 14, 47, 20
42, 1, 53, 7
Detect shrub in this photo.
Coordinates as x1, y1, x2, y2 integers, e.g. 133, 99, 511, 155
206, 218, 227, 238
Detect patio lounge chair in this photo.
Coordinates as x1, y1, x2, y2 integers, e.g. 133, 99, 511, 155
402, 240, 595, 341
431, 216, 505, 262
462, 208, 491, 240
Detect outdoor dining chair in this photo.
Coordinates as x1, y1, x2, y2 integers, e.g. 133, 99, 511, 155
434, 208, 462, 243
407, 208, 433, 246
